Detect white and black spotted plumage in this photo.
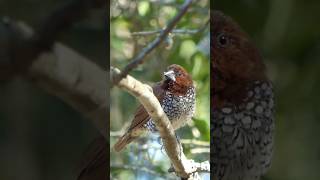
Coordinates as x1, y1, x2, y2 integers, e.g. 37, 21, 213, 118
211, 10, 275, 180
114, 64, 195, 152
212, 81, 274, 180
145, 87, 196, 132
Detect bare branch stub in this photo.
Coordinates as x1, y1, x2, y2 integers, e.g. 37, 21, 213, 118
112, 0, 194, 85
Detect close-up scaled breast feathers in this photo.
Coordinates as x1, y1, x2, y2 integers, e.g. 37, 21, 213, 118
114, 64, 196, 152
211, 11, 275, 180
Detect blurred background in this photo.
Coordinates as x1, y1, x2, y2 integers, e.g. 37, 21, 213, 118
214, 0, 320, 180
110, 0, 209, 179
0, 0, 106, 180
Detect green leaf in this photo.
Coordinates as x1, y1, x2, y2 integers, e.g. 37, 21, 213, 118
179, 40, 197, 60
193, 118, 210, 141
138, 1, 150, 16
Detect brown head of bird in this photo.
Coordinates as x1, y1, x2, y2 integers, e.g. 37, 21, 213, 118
211, 10, 275, 180
114, 64, 196, 152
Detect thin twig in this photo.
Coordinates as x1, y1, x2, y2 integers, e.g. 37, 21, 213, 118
112, 0, 194, 85
111, 66, 209, 179
111, 164, 176, 180
131, 19, 209, 36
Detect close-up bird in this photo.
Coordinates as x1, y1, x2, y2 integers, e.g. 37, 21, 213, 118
211, 11, 275, 180
114, 64, 196, 152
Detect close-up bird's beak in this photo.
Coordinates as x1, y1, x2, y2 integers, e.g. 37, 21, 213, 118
164, 70, 176, 82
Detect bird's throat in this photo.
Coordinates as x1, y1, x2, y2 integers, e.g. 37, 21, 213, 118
212, 79, 252, 109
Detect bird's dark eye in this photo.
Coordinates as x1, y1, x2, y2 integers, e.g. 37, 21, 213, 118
176, 71, 181, 76
217, 33, 229, 48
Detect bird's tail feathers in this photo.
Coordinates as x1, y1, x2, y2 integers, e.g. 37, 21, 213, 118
113, 133, 135, 152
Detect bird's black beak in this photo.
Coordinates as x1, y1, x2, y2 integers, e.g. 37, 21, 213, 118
164, 70, 176, 82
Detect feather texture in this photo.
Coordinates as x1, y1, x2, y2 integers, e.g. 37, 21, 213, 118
211, 11, 275, 180
113, 64, 195, 152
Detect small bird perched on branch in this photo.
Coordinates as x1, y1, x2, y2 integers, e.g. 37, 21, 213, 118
211, 11, 275, 180
114, 64, 196, 152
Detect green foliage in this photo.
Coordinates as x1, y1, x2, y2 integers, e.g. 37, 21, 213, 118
111, 0, 209, 179
193, 118, 210, 141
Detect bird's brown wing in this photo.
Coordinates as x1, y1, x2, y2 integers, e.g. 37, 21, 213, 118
127, 82, 165, 132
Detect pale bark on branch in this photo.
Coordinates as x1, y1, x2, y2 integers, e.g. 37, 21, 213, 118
110, 0, 210, 178
0, 1, 108, 179
0, 0, 107, 138
29, 43, 107, 138
0, 20, 107, 138
110, 67, 209, 179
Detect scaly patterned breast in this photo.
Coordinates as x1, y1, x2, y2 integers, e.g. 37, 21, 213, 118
144, 87, 196, 132
163, 87, 196, 130
211, 81, 275, 180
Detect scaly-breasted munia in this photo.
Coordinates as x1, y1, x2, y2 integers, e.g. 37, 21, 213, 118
114, 64, 196, 152
211, 11, 275, 180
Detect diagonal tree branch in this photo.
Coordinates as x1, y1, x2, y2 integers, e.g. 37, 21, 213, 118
112, 0, 194, 85
0, 1, 108, 179
131, 19, 209, 36
0, 19, 107, 138
5, 0, 105, 75
29, 42, 108, 138
110, 66, 209, 179
0, 0, 107, 138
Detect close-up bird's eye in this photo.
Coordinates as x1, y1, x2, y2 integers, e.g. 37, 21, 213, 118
217, 33, 229, 48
